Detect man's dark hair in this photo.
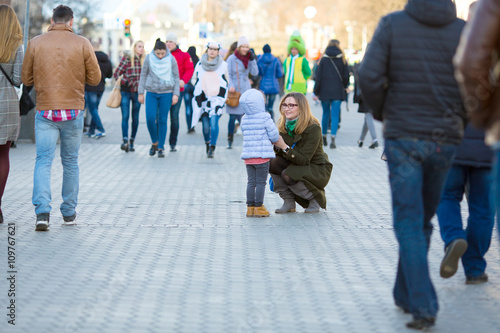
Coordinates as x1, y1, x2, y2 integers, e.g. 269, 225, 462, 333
52, 5, 73, 23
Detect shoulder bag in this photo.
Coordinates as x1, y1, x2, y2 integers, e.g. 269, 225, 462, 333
106, 75, 122, 108
226, 60, 241, 107
0, 64, 35, 115
328, 58, 349, 110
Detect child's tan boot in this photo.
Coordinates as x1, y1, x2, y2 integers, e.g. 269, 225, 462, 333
253, 205, 270, 217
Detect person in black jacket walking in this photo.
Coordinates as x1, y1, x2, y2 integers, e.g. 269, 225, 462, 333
358, 0, 466, 330
84, 42, 113, 138
313, 40, 349, 149
436, 125, 494, 285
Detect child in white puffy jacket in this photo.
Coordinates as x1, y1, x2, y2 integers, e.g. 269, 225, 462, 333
239, 89, 284, 217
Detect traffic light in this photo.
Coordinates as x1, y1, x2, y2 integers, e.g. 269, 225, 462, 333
124, 19, 131, 37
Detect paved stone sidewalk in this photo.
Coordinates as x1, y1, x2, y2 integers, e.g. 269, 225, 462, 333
0, 92, 499, 333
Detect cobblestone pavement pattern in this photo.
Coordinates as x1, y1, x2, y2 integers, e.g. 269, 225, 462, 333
1, 91, 499, 333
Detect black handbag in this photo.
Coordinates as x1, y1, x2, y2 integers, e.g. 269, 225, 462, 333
0, 64, 35, 115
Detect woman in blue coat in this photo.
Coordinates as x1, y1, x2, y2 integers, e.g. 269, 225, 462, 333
226, 36, 258, 149
258, 44, 283, 121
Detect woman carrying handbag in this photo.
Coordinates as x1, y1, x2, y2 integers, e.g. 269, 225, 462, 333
0, 5, 24, 223
225, 36, 258, 149
313, 39, 350, 149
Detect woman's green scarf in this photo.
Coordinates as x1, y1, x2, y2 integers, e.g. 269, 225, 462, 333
285, 118, 298, 137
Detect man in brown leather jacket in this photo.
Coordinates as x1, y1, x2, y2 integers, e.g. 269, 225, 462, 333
21, 5, 100, 231
454, 0, 500, 239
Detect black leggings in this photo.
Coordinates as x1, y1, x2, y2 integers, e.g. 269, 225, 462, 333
0, 142, 11, 214
269, 156, 297, 185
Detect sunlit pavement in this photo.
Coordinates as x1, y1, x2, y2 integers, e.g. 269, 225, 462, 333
1, 90, 499, 332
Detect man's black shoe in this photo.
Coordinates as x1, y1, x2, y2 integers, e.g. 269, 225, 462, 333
466, 272, 488, 285
440, 238, 468, 278
406, 317, 435, 330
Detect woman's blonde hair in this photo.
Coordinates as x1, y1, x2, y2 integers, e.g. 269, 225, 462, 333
277, 92, 319, 135
327, 39, 346, 64
131, 40, 145, 68
0, 5, 23, 63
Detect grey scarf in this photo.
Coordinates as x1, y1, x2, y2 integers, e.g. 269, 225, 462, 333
201, 53, 223, 72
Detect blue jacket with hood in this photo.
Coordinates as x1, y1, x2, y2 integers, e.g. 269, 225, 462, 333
240, 89, 280, 159
258, 53, 283, 95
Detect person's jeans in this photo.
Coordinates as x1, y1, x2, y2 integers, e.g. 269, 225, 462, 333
265, 94, 277, 120
145, 92, 173, 150
169, 91, 184, 147
33, 112, 84, 216
246, 162, 270, 207
120, 91, 141, 141
184, 84, 194, 130
494, 149, 500, 240
228, 114, 242, 136
201, 113, 220, 146
436, 165, 494, 277
321, 100, 342, 136
84, 91, 105, 134
385, 139, 456, 319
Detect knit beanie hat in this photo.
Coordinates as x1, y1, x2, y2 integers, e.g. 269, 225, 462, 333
237, 36, 249, 48
207, 41, 220, 50
166, 32, 178, 44
263, 44, 271, 53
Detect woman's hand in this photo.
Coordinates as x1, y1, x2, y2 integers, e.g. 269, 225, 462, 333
273, 136, 288, 150
229, 87, 235, 93
138, 94, 145, 104
179, 80, 185, 89
172, 95, 179, 105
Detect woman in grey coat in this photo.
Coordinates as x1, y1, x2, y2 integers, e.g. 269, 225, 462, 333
225, 36, 258, 149
0, 5, 23, 223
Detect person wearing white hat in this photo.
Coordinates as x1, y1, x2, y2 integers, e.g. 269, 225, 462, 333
225, 36, 258, 149
190, 42, 228, 158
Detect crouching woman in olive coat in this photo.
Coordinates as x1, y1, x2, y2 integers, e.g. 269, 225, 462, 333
270, 92, 333, 213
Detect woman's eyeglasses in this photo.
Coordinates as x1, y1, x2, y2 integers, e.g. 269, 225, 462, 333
208, 48, 219, 51
281, 103, 298, 109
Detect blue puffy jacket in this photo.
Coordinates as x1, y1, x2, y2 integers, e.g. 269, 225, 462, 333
240, 89, 280, 159
257, 54, 283, 95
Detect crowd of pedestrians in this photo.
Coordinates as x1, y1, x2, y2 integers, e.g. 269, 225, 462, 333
0, 1, 499, 332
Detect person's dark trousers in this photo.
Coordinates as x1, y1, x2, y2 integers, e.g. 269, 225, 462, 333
246, 162, 270, 207
169, 91, 184, 148
85, 91, 105, 134
436, 165, 495, 278
120, 91, 140, 141
385, 139, 456, 320
493, 150, 500, 241
265, 94, 276, 121
184, 84, 194, 130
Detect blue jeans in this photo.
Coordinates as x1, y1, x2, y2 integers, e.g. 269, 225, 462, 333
169, 91, 184, 147
120, 91, 140, 141
184, 84, 194, 130
228, 114, 242, 136
265, 94, 277, 120
436, 165, 494, 277
85, 91, 105, 134
385, 139, 457, 319
145, 92, 172, 150
33, 112, 84, 216
493, 150, 500, 241
321, 100, 341, 136
201, 113, 220, 146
